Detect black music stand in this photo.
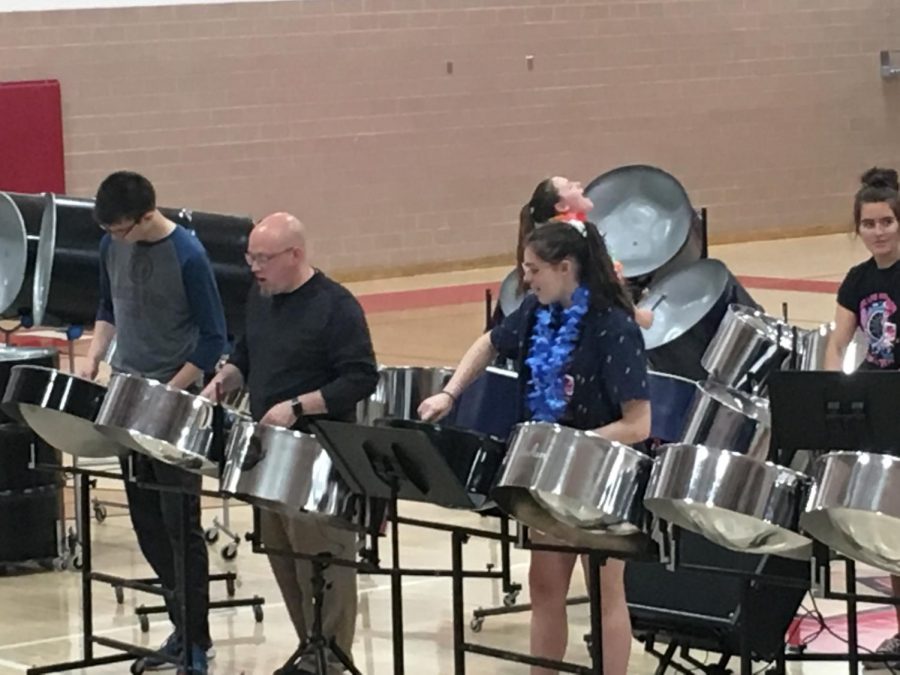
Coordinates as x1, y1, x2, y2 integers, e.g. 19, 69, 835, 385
767, 370, 900, 465
311, 419, 492, 675
766, 370, 900, 675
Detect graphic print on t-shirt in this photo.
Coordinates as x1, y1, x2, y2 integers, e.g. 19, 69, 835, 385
859, 292, 898, 367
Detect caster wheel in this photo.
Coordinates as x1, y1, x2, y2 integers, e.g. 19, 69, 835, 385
94, 505, 107, 523
503, 591, 519, 607
115, 586, 125, 604
253, 603, 264, 623
221, 543, 238, 561
204, 528, 219, 544
72, 554, 83, 570
139, 613, 150, 633
52, 557, 68, 572
130, 657, 145, 674
469, 617, 484, 633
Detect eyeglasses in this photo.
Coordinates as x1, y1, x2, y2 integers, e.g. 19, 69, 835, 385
244, 247, 295, 266
98, 220, 138, 235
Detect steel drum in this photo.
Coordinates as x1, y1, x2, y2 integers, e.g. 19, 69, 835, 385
95, 373, 219, 475
0, 192, 27, 315
798, 323, 867, 374
647, 371, 697, 443
2, 365, 123, 458
3, 192, 252, 332
638, 259, 757, 381
680, 380, 771, 460
800, 451, 900, 574
221, 416, 359, 529
702, 304, 795, 393
644, 444, 813, 559
357, 365, 454, 425
0, 346, 59, 424
32, 193, 58, 326
498, 268, 526, 317
492, 422, 653, 554
584, 165, 701, 285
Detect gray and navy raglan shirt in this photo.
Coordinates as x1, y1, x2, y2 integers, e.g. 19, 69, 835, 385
97, 225, 227, 383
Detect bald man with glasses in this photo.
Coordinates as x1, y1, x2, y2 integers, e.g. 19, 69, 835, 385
203, 212, 377, 674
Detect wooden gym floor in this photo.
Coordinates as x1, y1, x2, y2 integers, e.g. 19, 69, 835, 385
0, 232, 897, 674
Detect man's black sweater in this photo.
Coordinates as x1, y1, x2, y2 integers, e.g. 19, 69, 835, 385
228, 271, 378, 422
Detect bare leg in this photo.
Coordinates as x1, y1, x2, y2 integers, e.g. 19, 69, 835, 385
529, 549, 578, 675
581, 556, 632, 675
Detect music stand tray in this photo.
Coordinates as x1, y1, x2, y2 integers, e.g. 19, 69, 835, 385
310, 420, 482, 509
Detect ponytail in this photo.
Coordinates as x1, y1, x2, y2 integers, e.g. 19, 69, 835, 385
582, 224, 634, 314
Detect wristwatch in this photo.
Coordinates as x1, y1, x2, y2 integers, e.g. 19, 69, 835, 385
291, 396, 304, 419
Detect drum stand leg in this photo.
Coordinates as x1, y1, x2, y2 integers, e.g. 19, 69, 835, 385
587, 551, 605, 674
278, 555, 362, 675
26, 471, 177, 674
846, 559, 860, 675
389, 495, 405, 675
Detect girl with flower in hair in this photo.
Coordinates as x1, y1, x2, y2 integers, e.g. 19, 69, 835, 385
419, 176, 651, 675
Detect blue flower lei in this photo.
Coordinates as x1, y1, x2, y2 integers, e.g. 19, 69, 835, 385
524, 285, 590, 422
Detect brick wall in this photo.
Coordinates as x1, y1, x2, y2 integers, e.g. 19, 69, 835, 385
2, 0, 899, 276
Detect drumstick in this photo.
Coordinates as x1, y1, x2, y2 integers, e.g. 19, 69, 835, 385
651, 293, 667, 311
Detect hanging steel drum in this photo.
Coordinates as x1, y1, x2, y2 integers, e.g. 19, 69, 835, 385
680, 380, 772, 460
637, 259, 757, 381
585, 165, 702, 286
701, 304, 796, 394
0, 193, 27, 315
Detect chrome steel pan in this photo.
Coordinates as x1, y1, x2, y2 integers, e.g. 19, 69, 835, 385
498, 268, 527, 317
680, 380, 771, 460
798, 323, 867, 373
95, 373, 218, 475
644, 444, 813, 559
492, 422, 653, 555
221, 416, 359, 529
800, 451, 900, 574
701, 304, 794, 393
357, 365, 454, 425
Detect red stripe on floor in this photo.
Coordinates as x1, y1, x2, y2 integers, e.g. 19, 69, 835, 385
355, 275, 840, 314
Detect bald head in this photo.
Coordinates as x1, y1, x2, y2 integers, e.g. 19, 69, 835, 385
247, 211, 312, 295
251, 211, 306, 250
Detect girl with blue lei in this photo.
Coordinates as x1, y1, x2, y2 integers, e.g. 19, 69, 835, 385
419, 177, 651, 675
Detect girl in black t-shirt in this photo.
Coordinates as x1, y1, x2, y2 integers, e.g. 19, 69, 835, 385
826, 167, 900, 668
419, 184, 651, 675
